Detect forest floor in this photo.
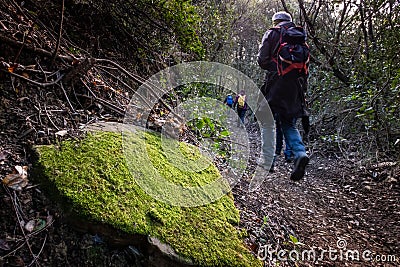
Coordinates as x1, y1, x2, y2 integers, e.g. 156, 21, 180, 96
234, 122, 400, 267
0, 95, 399, 267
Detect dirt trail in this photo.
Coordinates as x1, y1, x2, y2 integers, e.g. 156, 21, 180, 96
232, 123, 400, 266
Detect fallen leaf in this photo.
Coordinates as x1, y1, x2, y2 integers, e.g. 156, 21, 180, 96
2, 174, 28, 191
46, 214, 54, 225
0, 239, 11, 251
21, 72, 30, 78
386, 177, 398, 184
17, 97, 29, 102
36, 219, 46, 231
24, 220, 36, 232
2, 166, 29, 191
1, 61, 10, 68
15, 165, 28, 178
55, 130, 68, 137
0, 151, 8, 161
24, 219, 46, 233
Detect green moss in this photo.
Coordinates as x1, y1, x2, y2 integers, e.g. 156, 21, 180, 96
35, 131, 262, 267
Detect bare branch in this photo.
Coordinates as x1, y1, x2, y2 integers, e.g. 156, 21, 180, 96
297, 0, 350, 84
0, 33, 77, 62
51, 0, 65, 67
1, 68, 65, 87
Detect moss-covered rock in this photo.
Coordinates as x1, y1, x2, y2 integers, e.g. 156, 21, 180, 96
34, 128, 262, 267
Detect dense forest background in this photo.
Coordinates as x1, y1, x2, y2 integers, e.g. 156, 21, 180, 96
0, 0, 399, 266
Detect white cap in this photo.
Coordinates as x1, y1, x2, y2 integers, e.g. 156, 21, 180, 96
272, 11, 292, 22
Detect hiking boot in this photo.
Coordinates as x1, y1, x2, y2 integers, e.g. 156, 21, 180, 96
290, 155, 309, 181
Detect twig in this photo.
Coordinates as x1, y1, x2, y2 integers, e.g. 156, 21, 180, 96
18, 128, 35, 139
71, 84, 85, 110
3, 185, 39, 266
51, 0, 65, 67
43, 103, 60, 131
2, 185, 53, 266
0, 19, 8, 30
58, 81, 76, 113
33, 104, 44, 126
1, 69, 65, 87
63, 58, 95, 85
10, 228, 50, 253
96, 66, 134, 96
79, 80, 127, 116
36, 61, 49, 82
1, 240, 26, 259
95, 59, 169, 107
10, 74, 16, 92
26, 220, 54, 240
28, 234, 47, 267
0, 32, 77, 62
76, 93, 126, 116
95, 60, 145, 88
10, 0, 30, 23
80, 77, 97, 98
14, 25, 33, 63
95, 60, 186, 125
92, 67, 130, 101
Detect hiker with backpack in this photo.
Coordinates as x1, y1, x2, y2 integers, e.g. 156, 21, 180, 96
256, 11, 310, 181
233, 90, 247, 125
223, 94, 234, 108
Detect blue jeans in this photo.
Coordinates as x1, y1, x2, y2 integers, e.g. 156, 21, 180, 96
275, 115, 293, 160
278, 115, 307, 160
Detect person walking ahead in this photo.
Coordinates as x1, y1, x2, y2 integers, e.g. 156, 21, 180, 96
223, 94, 234, 108
257, 11, 310, 181
233, 90, 248, 125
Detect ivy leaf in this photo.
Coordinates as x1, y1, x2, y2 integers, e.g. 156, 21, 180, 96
204, 117, 214, 131
289, 234, 298, 244
289, 234, 304, 246
196, 118, 205, 130
220, 130, 230, 137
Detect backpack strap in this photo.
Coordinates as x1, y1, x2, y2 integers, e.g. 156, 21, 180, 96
270, 25, 288, 64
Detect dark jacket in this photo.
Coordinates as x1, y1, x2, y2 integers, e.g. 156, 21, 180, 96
257, 21, 307, 119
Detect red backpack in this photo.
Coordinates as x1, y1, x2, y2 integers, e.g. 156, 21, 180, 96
272, 25, 310, 76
